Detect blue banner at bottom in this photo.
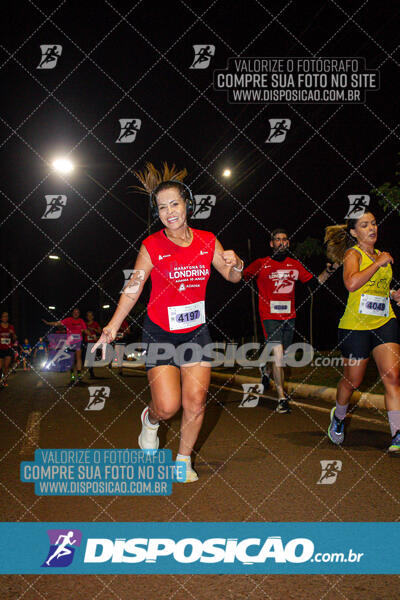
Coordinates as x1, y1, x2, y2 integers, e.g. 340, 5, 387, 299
0, 522, 398, 574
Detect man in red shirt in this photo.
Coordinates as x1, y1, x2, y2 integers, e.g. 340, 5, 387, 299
244, 229, 336, 413
43, 308, 89, 385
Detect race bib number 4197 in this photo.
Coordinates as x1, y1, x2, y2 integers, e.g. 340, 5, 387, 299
168, 301, 205, 331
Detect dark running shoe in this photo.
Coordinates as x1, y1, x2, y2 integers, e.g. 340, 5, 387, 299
276, 398, 291, 414
328, 407, 345, 445
388, 430, 400, 453
259, 365, 270, 391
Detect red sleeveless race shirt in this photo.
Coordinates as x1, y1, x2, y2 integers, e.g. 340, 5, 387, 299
0, 324, 15, 349
84, 321, 100, 343
142, 228, 216, 333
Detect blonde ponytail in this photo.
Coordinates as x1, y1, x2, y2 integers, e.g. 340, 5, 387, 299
130, 162, 187, 195
324, 224, 353, 264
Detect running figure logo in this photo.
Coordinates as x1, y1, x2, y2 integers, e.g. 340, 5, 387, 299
85, 386, 110, 411
44, 337, 71, 370
270, 269, 299, 294
42, 529, 82, 567
345, 195, 370, 219
121, 269, 135, 293
41, 195, 67, 219
190, 45, 216, 69
37, 45, 62, 69
317, 460, 342, 484
121, 269, 145, 294
192, 195, 216, 219
266, 119, 291, 143
116, 119, 142, 143
239, 383, 264, 407
122, 269, 145, 295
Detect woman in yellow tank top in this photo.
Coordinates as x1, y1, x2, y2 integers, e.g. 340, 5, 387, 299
325, 212, 400, 453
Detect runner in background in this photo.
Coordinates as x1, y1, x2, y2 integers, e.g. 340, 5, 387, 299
325, 212, 400, 453
43, 308, 89, 385
20, 338, 32, 370
0, 312, 16, 386
33, 337, 48, 369
243, 228, 337, 413
83, 311, 102, 379
93, 163, 243, 482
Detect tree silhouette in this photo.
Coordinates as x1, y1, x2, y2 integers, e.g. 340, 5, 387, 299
292, 237, 324, 347
372, 153, 400, 215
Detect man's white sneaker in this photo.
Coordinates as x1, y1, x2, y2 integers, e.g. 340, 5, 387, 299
138, 407, 159, 450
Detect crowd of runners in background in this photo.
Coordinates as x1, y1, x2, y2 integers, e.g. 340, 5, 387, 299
0, 309, 131, 388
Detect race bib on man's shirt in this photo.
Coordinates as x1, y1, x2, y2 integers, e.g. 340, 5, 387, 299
270, 300, 291, 314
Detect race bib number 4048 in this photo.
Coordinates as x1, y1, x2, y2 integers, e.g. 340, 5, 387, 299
270, 300, 291, 314
359, 294, 389, 317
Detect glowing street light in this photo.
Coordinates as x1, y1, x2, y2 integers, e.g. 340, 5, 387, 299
52, 157, 74, 174
49, 255, 60, 260
50, 154, 148, 229
48, 305, 56, 310
102, 304, 110, 309
222, 168, 232, 178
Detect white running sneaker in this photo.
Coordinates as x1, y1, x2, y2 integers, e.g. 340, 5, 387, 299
175, 458, 198, 483
138, 407, 159, 450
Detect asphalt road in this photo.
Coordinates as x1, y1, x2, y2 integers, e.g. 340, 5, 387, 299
0, 366, 399, 599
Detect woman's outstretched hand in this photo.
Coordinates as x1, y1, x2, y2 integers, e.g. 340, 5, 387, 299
91, 325, 118, 360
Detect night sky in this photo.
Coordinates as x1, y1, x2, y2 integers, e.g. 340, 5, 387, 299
2, 0, 400, 349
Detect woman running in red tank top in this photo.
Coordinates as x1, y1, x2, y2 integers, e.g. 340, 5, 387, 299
93, 164, 243, 482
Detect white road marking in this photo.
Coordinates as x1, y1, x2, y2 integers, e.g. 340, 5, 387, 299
208, 384, 386, 427
120, 370, 386, 427
20, 411, 41, 454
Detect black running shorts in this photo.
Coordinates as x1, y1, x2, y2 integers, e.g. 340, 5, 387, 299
142, 315, 213, 370
338, 318, 399, 360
